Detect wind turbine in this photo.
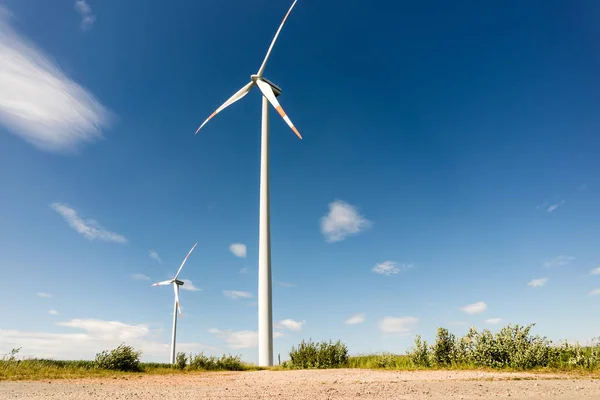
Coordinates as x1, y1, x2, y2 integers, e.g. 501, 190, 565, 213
194, 0, 303, 366
151, 242, 198, 364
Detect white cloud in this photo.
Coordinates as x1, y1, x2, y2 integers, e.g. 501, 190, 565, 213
149, 250, 162, 263
130, 273, 149, 281
320, 200, 371, 242
229, 243, 247, 258
208, 328, 284, 349
0, 7, 111, 154
36, 292, 52, 298
345, 313, 365, 325
74, 0, 96, 31
543, 255, 574, 268
546, 201, 565, 213
180, 279, 200, 292
50, 203, 128, 244
240, 267, 249, 274
589, 266, 600, 276
527, 277, 548, 287
372, 261, 414, 276
485, 318, 502, 325
223, 290, 252, 299
0, 318, 207, 361
589, 288, 600, 297
459, 301, 487, 314
49, 310, 59, 316
275, 319, 305, 331
379, 316, 419, 335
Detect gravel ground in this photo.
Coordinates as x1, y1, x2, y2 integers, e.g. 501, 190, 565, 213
1, 369, 599, 399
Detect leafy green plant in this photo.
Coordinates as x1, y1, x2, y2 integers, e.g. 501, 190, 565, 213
285, 339, 348, 369
94, 343, 141, 372
405, 323, 600, 371
187, 352, 244, 371
174, 352, 187, 370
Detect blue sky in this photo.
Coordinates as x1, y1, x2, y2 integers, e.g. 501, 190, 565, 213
1, 0, 599, 363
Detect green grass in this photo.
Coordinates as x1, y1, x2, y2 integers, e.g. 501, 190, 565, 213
3, 322, 600, 380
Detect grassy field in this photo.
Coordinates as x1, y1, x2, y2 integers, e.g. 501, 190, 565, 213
3, 322, 599, 381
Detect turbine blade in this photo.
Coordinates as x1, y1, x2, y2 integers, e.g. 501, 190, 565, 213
257, 0, 298, 77
195, 81, 254, 134
255, 79, 302, 139
173, 242, 198, 281
151, 280, 172, 286
174, 284, 182, 317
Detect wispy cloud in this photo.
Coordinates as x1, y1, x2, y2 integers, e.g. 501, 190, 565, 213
320, 200, 371, 242
379, 316, 418, 335
459, 301, 487, 314
577, 184, 587, 191
485, 318, 502, 325
527, 277, 548, 288
0, 318, 207, 361
589, 266, 600, 276
48, 310, 59, 316
275, 319, 305, 331
223, 290, 252, 300
74, 0, 96, 31
36, 292, 52, 298
208, 328, 283, 349
589, 288, 600, 297
345, 313, 365, 325
0, 7, 112, 153
543, 255, 574, 268
229, 243, 247, 258
50, 203, 128, 244
240, 267, 250, 274
130, 274, 149, 281
148, 250, 162, 263
372, 261, 414, 276
546, 201, 565, 213
180, 279, 200, 292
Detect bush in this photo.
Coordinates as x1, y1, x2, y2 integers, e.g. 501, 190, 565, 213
94, 343, 141, 372
430, 328, 455, 367
405, 323, 600, 371
187, 352, 244, 371
285, 339, 348, 369
174, 352, 187, 370
408, 335, 430, 367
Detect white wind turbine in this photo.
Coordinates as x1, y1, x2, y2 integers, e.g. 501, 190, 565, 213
151, 242, 198, 364
194, 0, 303, 366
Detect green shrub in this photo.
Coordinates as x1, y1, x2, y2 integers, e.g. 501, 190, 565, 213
285, 339, 348, 369
408, 335, 430, 367
174, 352, 187, 370
94, 343, 141, 372
405, 323, 600, 371
187, 352, 244, 371
430, 327, 455, 367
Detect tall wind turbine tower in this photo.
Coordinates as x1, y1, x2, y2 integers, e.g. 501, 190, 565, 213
194, 0, 303, 366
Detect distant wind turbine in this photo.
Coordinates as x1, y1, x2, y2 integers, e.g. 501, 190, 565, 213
194, 0, 304, 367
151, 242, 198, 364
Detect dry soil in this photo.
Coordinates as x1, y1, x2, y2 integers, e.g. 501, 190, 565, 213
1, 369, 599, 399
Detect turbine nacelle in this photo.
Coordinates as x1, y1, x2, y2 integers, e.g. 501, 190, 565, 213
251, 75, 282, 97
195, 0, 301, 139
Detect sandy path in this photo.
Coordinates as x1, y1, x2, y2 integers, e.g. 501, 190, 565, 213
1, 369, 598, 399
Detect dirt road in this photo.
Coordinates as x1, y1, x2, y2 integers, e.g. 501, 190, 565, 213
1, 369, 598, 399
